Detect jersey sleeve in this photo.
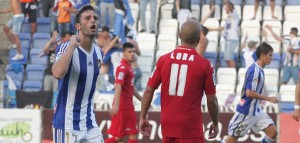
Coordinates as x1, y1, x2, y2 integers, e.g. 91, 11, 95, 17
54, 42, 70, 63
204, 62, 216, 95
245, 69, 258, 91
147, 57, 163, 89
115, 65, 127, 85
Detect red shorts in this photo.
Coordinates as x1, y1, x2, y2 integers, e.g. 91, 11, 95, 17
107, 109, 138, 138
162, 136, 205, 143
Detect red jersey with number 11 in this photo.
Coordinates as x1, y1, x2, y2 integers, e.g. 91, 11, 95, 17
147, 46, 216, 138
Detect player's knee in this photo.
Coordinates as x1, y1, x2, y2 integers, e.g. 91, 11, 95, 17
269, 129, 278, 139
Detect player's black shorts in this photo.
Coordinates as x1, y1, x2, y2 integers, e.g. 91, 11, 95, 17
21, 2, 37, 23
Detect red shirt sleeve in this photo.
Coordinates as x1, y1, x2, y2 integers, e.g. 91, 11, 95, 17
115, 65, 127, 85
204, 62, 216, 95
147, 57, 163, 89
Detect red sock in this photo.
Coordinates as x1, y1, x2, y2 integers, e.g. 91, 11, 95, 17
128, 139, 138, 143
104, 137, 118, 143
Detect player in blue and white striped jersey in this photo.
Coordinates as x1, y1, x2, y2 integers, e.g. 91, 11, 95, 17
222, 42, 279, 143
52, 5, 104, 143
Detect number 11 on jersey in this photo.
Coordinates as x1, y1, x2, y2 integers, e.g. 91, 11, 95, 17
169, 64, 188, 96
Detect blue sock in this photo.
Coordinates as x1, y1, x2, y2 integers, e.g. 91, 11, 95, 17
220, 140, 226, 143
261, 136, 274, 143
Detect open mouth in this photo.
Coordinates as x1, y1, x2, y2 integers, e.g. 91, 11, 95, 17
91, 25, 96, 31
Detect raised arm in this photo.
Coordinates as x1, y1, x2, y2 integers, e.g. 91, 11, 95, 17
265, 25, 284, 42
208, 27, 224, 32
241, 34, 248, 50
200, 5, 216, 25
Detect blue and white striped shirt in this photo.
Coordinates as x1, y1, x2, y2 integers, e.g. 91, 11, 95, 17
53, 42, 103, 130
237, 63, 264, 116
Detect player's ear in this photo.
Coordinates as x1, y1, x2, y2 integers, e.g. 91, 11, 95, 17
75, 23, 81, 31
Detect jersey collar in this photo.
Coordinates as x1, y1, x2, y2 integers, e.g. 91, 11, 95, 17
121, 58, 131, 66
175, 46, 198, 54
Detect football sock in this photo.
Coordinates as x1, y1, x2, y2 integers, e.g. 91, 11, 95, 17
261, 135, 274, 143
104, 137, 118, 143
128, 139, 138, 143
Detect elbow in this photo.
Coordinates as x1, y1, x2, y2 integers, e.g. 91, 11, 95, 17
51, 67, 65, 80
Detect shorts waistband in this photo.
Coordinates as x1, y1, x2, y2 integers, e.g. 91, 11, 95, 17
13, 14, 24, 18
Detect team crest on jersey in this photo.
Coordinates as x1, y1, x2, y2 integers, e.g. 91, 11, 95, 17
239, 99, 245, 106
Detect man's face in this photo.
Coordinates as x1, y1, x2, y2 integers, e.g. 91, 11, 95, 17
123, 48, 135, 63
77, 10, 99, 36
262, 51, 273, 65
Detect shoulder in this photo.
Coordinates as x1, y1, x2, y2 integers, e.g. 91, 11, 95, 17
93, 43, 104, 59
55, 41, 70, 54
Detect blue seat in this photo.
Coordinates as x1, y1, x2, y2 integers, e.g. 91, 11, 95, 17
3, 80, 22, 108
204, 52, 217, 68
8, 48, 29, 64
21, 18, 31, 33
18, 33, 31, 49
5, 64, 24, 81
286, 0, 300, 5
265, 53, 281, 69
23, 80, 43, 92
26, 64, 45, 81
30, 48, 49, 67
280, 102, 294, 113
32, 33, 51, 49
37, 17, 51, 33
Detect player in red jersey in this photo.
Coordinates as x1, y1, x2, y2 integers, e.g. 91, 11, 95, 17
105, 42, 142, 143
139, 20, 219, 143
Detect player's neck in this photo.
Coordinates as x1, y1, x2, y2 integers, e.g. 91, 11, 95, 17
80, 36, 94, 53
180, 43, 196, 49
256, 60, 265, 68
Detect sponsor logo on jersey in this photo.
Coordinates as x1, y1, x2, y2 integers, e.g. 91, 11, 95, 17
239, 99, 245, 106
118, 72, 124, 80
88, 61, 93, 66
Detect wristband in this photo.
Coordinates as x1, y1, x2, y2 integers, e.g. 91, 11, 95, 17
295, 105, 300, 110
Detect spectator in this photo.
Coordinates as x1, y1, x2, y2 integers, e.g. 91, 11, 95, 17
265, 25, 300, 84
0, 0, 25, 60
251, 0, 277, 20
240, 34, 258, 69
97, 26, 121, 90
100, 0, 115, 29
41, 0, 55, 17
20, 0, 37, 36
41, 31, 71, 92
175, 0, 192, 28
52, 0, 77, 37
196, 5, 216, 56
209, 2, 240, 68
127, 31, 142, 91
139, 0, 157, 33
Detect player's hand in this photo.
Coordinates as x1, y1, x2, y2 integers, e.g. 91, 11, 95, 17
208, 123, 219, 139
109, 105, 119, 117
268, 96, 279, 104
69, 35, 80, 48
293, 109, 300, 122
139, 118, 151, 136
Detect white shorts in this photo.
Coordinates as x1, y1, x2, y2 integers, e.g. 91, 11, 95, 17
228, 111, 274, 137
53, 127, 104, 143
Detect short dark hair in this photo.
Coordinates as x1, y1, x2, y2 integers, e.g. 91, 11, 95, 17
75, 5, 97, 23
202, 26, 209, 36
256, 42, 273, 59
291, 27, 298, 35
122, 42, 135, 51
102, 26, 110, 32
